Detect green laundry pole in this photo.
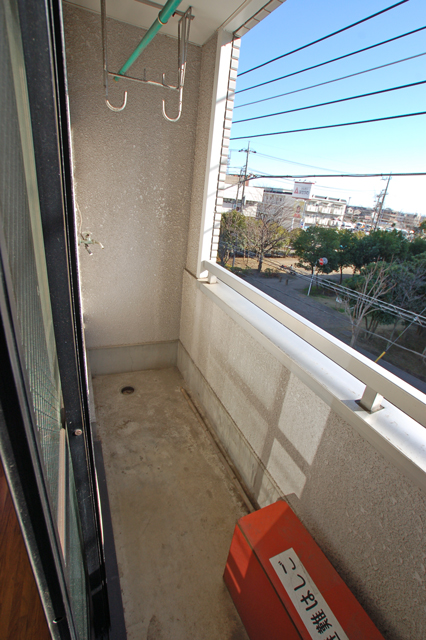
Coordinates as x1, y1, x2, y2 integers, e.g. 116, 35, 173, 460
115, 0, 183, 79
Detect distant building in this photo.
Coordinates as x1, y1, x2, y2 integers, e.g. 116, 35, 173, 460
346, 205, 423, 233
221, 184, 264, 217
221, 180, 347, 228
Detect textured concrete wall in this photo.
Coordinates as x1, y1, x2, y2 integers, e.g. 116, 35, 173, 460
179, 270, 426, 640
63, 5, 202, 348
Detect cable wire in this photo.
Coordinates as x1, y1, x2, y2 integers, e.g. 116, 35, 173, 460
244, 172, 426, 179
233, 80, 426, 124
247, 169, 376, 192
238, 0, 409, 76
235, 27, 426, 95
235, 52, 426, 110
255, 153, 350, 173
230, 111, 426, 140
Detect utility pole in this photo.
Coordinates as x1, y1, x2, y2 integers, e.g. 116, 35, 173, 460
238, 142, 256, 211
373, 174, 391, 231
234, 168, 244, 210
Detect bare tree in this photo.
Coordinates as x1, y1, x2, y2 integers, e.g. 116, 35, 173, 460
257, 196, 296, 230
246, 216, 289, 273
342, 263, 395, 347
243, 199, 296, 272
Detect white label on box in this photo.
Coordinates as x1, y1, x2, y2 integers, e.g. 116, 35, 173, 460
269, 548, 349, 640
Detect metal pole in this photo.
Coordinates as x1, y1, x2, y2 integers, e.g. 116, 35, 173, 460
241, 141, 250, 211
307, 267, 316, 296
239, 143, 256, 212
374, 174, 391, 231
235, 169, 243, 209
115, 0, 183, 78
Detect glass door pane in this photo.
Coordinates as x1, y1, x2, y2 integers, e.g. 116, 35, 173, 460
0, 1, 89, 637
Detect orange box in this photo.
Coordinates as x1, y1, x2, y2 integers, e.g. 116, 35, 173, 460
224, 500, 384, 640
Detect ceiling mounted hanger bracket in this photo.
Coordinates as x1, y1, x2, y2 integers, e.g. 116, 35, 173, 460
101, 0, 192, 122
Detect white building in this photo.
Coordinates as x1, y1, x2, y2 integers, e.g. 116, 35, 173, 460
221, 184, 264, 217
261, 188, 347, 229
304, 195, 347, 228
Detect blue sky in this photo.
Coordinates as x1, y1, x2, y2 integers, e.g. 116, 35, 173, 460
229, 0, 426, 215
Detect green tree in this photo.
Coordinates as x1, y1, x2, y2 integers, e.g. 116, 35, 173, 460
291, 227, 339, 274
409, 236, 426, 257
351, 230, 408, 272
217, 210, 247, 267
389, 254, 426, 314
336, 229, 357, 284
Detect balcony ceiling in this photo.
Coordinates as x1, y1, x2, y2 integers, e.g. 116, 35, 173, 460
65, 0, 280, 45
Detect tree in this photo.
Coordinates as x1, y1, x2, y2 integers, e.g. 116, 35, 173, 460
384, 255, 426, 340
291, 227, 339, 274
246, 213, 288, 272
336, 229, 356, 284
389, 256, 426, 314
415, 218, 426, 236
257, 196, 297, 231
351, 230, 408, 272
408, 236, 426, 257
217, 210, 247, 267
342, 262, 395, 347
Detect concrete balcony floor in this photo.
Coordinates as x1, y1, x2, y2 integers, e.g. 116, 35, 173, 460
93, 367, 250, 640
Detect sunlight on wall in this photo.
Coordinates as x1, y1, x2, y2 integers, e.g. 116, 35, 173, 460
270, 373, 331, 498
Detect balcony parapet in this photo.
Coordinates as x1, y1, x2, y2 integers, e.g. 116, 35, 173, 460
200, 260, 426, 492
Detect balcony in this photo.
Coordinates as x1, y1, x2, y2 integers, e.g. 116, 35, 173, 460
1, 1, 425, 639
65, 2, 425, 637
87, 254, 426, 639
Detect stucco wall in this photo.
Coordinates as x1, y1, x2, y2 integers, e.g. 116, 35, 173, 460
179, 269, 426, 640
63, 5, 202, 349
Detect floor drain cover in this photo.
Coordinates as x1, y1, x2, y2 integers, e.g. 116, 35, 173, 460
121, 386, 135, 395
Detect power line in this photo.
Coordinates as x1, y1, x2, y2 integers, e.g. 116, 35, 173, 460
233, 80, 426, 124
255, 153, 343, 173
221, 171, 425, 196
249, 173, 377, 193
225, 173, 426, 188
238, 149, 356, 174
235, 52, 426, 110
245, 173, 425, 181
235, 27, 426, 95
231, 152, 421, 190
238, 0, 409, 77
230, 111, 426, 140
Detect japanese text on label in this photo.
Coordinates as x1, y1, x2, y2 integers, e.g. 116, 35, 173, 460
269, 548, 349, 640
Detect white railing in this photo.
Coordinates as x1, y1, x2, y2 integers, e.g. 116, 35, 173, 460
202, 260, 426, 429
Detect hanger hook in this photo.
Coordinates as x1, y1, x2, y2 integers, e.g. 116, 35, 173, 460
162, 98, 182, 123
105, 91, 128, 112
162, 81, 183, 122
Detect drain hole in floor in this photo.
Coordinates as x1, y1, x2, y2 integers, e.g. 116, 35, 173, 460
121, 386, 135, 395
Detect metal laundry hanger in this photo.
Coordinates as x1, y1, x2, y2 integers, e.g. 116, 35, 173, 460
101, 0, 192, 122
